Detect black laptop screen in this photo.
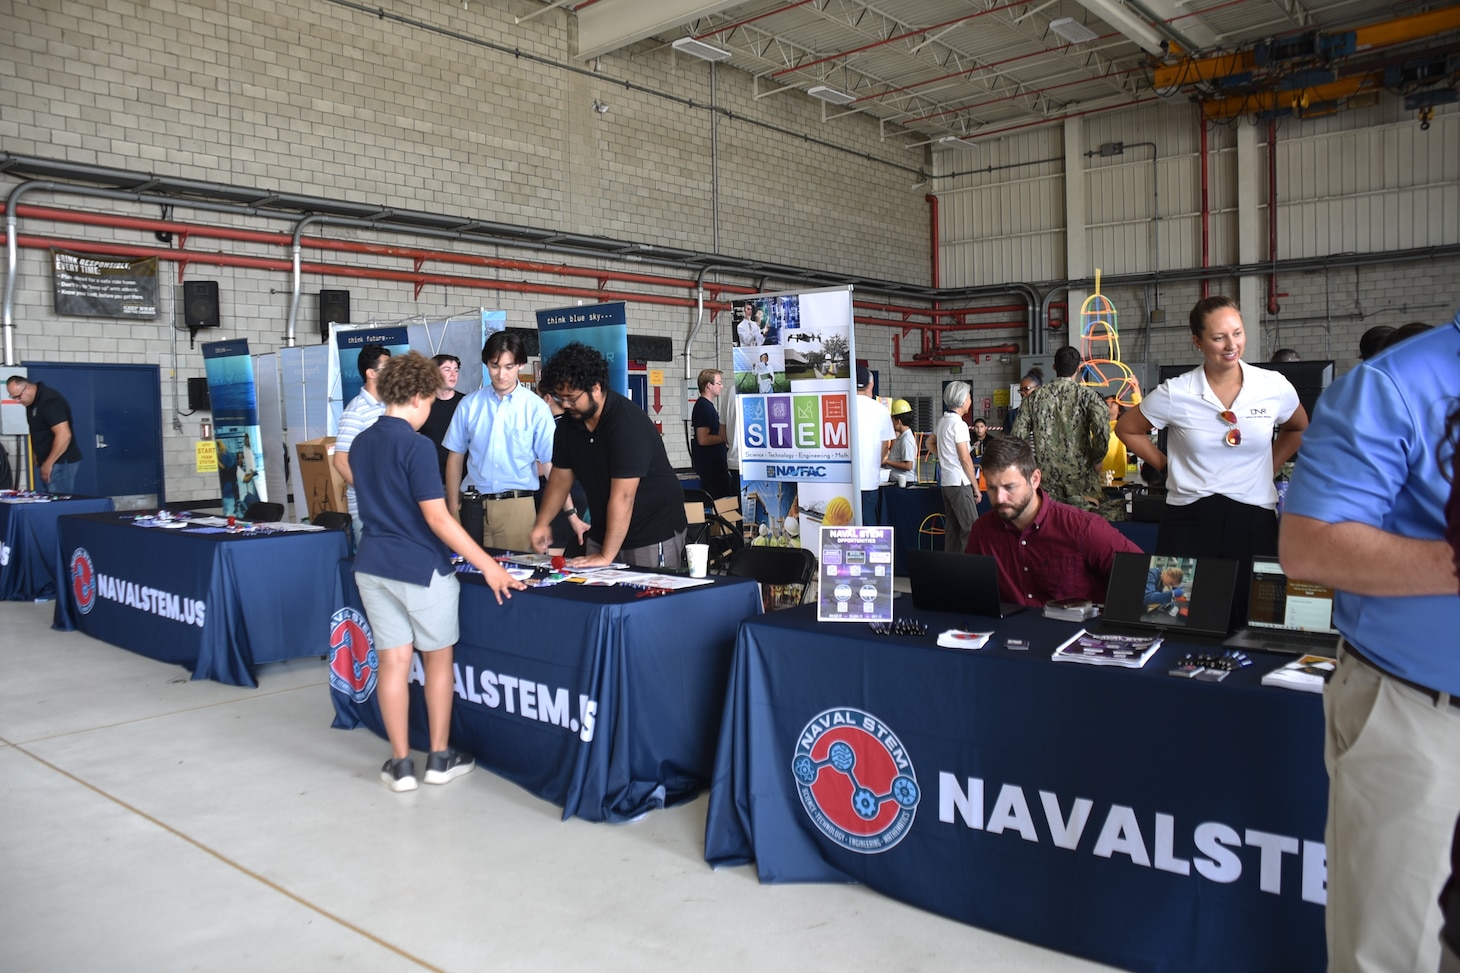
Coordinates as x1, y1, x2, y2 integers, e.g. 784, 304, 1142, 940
1103, 553, 1238, 637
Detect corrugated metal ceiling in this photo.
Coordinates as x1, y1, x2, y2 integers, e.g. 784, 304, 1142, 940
562, 0, 1459, 143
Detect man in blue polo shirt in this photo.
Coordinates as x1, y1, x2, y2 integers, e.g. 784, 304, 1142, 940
350, 352, 524, 792
1280, 310, 1460, 973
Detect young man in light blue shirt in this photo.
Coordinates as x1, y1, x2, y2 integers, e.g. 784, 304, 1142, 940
443, 330, 556, 552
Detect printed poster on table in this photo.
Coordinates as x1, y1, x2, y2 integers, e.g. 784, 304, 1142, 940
817, 525, 894, 623
202, 339, 266, 519
733, 287, 857, 548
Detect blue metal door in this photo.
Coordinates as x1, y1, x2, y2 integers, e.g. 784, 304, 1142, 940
24, 362, 164, 503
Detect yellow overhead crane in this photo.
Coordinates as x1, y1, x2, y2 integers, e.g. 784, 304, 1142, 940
1151, 6, 1460, 122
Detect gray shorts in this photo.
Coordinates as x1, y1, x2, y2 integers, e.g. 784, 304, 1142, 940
355, 568, 460, 652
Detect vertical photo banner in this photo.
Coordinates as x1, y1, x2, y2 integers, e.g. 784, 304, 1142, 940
535, 301, 629, 395
333, 326, 411, 407
202, 339, 265, 518
734, 286, 856, 549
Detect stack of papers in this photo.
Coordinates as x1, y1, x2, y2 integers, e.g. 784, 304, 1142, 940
1052, 629, 1163, 668
937, 629, 995, 650
1043, 598, 1101, 622
1260, 654, 1337, 694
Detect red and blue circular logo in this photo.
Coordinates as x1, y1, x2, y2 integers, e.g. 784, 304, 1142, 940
792, 707, 920, 854
70, 549, 98, 614
328, 607, 378, 703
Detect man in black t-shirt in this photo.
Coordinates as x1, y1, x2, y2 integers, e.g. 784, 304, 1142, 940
530, 343, 687, 569
417, 354, 465, 482
690, 368, 730, 498
6, 376, 83, 493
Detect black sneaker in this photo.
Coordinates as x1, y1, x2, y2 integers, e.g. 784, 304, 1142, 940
380, 756, 418, 792
423, 748, 474, 785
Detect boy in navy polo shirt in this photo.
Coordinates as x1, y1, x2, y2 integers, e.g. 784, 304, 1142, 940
351, 352, 526, 792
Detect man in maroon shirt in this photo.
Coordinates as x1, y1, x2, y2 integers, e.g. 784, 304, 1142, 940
965, 436, 1141, 607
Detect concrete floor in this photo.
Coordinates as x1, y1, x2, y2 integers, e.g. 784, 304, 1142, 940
1, 597, 1119, 973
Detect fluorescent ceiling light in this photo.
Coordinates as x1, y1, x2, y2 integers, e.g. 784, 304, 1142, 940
938, 136, 978, 149
1049, 17, 1098, 44
672, 37, 732, 62
807, 85, 856, 106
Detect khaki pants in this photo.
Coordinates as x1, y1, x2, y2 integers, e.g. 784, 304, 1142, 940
461, 495, 537, 553
1324, 645, 1460, 973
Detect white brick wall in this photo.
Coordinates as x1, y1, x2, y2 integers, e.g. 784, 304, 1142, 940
1, 0, 931, 500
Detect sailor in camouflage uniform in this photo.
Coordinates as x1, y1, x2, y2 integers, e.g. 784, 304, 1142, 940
1011, 345, 1109, 510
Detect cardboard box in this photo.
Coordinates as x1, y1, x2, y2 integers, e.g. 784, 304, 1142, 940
296, 437, 348, 521
713, 496, 743, 524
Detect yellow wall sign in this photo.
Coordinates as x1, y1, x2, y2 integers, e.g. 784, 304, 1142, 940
648, 369, 664, 386
196, 440, 218, 473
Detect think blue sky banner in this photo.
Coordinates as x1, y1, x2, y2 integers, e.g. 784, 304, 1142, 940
536, 301, 628, 396
335, 326, 410, 405
202, 339, 266, 518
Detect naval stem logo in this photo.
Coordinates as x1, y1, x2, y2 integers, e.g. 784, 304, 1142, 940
792, 707, 920, 854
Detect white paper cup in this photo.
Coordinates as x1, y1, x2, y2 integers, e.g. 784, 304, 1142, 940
686, 543, 709, 578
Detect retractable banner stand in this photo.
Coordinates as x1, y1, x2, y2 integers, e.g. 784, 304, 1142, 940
326, 311, 498, 430
732, 286, 857, 550
331, 325, 411, 419
254, 353, 287, 519
536, 301, 629, 395
202, 340, 266, 519
280, 343, 332, 522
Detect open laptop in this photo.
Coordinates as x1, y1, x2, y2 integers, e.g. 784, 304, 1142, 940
905, 550, 1024, 618
1222, 556, 1341, 655
1095, 552, 1239, 640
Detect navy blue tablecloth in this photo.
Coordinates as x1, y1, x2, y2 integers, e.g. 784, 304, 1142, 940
0, 495, 115, 600
330, 565, 762, 822
52, 513, 348, 686
704, 604, 1327, 973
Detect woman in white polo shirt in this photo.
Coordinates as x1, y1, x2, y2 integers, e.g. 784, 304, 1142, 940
1115, 296, 1309, 623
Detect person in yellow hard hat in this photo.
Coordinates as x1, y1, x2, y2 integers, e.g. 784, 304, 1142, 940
884, 399, 917, 487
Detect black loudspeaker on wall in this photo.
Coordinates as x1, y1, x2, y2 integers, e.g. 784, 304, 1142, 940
183, 280, 220, 330
320, 289, 350, 342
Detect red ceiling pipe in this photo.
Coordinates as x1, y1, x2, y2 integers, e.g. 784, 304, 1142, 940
856, 315, 1025, 331
13, 204, 746, 295
694, 0, 818, 39
11, 203, 1040, 325
1200, 109, 1211, 298
769, 2, 1024, 79
16, 234, 717, 308
893, 332, 1019, 368
933, 344, 1021, 358
926, 191, 943, 349
1268, 116, 1280, 314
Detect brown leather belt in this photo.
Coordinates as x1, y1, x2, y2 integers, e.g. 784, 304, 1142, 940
1344, 642, 1460, 710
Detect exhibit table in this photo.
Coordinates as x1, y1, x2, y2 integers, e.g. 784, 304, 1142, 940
330, 566, 762, 822
0, 494, 115, 600
704, 604, 1326, 973
52, 512, 348, 686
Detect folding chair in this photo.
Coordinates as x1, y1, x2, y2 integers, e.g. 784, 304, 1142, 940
245, 501, 286, 522
725, 544, 818, 611
683, 487, 743, 572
